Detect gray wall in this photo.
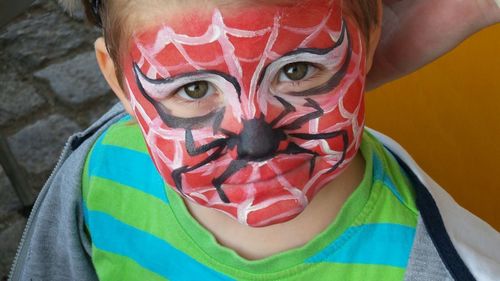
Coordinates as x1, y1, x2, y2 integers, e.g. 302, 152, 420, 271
0, 0, 117, 278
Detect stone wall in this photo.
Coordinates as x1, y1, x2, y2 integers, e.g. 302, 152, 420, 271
0, 0, 117, 279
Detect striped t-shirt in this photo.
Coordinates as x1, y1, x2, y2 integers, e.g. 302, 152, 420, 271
82, 116, 419, 281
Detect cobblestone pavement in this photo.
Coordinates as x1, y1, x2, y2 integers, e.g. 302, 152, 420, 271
0, 0, 117, 278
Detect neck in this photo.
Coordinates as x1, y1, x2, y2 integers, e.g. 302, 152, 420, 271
184, 151, 366, 260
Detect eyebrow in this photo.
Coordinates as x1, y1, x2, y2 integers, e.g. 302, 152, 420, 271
256, 18, 348, 87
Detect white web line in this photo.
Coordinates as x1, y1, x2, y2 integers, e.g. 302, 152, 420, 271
136, 42, 171, 78
127, 3, 368, 224
136, 7, 343, 118
247, 14, 281, 117
211, 9, 245, 90
164, 57, 226, 72
299, 7, 333, 48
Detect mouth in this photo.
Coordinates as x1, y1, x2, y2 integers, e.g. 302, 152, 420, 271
171, 129, 349, 204
221, 153, 314, 186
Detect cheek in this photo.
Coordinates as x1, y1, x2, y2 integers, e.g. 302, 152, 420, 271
341, 78, 365, 113
285, 77, 365, 157
122, 14, 367, 180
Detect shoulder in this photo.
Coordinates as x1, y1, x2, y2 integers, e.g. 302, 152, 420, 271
82, 114, 167, 206
83, 115, 147, 185
366, 127, 500, 281
9, 103, 127, 281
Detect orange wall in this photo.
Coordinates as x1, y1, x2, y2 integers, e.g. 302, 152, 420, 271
366, 24, 500, 231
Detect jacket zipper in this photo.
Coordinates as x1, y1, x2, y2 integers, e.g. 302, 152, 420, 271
7, 108, 126, 280
8, 136, 75, 280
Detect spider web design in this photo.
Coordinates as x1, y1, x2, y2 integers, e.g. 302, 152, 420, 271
125, 2, 366, 226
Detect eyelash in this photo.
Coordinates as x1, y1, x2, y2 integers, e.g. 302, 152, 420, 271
159, 62, 325, 103
167, 88, 219, 111
280, 62, 322, 79
170, 94, 209, 106
277, 64, 323, 84
291, 70, 322, 85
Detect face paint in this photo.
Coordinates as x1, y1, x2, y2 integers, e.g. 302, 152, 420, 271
123, 0, 366, 227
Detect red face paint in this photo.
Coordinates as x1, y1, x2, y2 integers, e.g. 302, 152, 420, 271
123, 0, 366, 227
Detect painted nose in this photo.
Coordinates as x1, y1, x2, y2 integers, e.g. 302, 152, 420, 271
237, 117, 285, 160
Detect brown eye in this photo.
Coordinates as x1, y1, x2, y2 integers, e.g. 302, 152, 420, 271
283, 62, 309, 81
183, 81, 209, 99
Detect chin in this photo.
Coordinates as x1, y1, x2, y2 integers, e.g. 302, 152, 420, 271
243, 199, 306, 227
182, 177, 317, 228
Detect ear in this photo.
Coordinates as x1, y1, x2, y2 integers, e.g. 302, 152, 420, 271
364, 0, 383, 74
95, 37, 134, 116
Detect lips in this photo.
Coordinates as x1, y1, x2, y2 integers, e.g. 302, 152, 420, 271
168, 140, 347, 201
125, 2, 366, 227
221, 153, 313, 185
186, 166, 310, 227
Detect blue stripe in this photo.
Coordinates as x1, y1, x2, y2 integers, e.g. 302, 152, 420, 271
85, 207, 234, 281
89, 135, 168, 204
122, 114, 133, 122
372, 152, 384, 181
306, 223, 416, 268
373, 153, 405, 204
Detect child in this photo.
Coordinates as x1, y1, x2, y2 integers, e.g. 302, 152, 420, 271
9, 0, 500, 280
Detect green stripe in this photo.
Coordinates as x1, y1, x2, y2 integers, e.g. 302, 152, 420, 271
92, 248, 168, 281
383, 149, 418, 212
82, 143, 93, 204
294, 262, 404, 281
101, 117, 148, 153
84, 177, 174, 236
83, 120, 418, 280
164, 138, 377, 274
365, 131, 418, 213
306, 223, 415, 268
84, 177, 209, 265
88, 142, 168, 203
86, 208, 234, 281
364, 181, 418, 227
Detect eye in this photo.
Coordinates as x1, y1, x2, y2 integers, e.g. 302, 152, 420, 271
279, 62, 315, 82
272, 61, 332, 94
177, 81, 214, 100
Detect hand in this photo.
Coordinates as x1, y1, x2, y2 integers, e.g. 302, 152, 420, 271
366, 0, 500, 90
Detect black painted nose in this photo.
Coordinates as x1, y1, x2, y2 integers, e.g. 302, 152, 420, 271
237, 117, 284, 160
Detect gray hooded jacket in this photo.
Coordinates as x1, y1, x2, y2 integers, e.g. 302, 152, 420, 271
8, 104, 500, 281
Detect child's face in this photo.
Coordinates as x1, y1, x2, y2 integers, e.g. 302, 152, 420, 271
122, 0, 366, 227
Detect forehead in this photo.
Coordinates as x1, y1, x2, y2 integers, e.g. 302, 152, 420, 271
129, 0, 342, 78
